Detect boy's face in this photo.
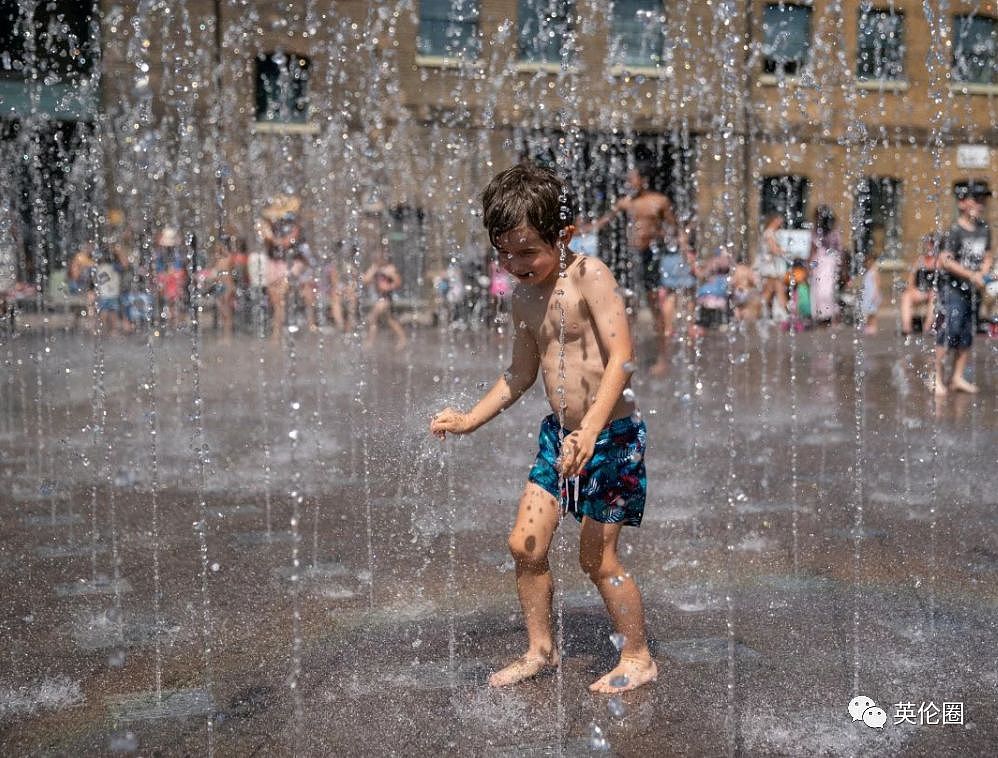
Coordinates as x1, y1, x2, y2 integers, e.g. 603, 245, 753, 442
626, 170, 647, 194
959, 196, 985, 219
494, 222, 572, 286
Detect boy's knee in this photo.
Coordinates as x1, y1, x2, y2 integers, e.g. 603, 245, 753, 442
579, 550, 614, 582
508, 533, 546, 569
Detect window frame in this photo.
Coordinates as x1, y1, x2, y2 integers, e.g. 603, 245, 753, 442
761, 2, 814, 78
254, 51, 311, 125
952, 13, 998, 86
608, 0, 665, 70
416, 0, 481, 61
760, 174, 810, 231
855, 176, 903, 260
516, 0, 576, 64
856, 7, 905, 82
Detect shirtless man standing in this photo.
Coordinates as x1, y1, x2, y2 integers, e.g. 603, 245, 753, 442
594, 165, 691, 375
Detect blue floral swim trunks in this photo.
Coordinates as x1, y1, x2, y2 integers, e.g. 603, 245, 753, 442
527, 414, 647, 527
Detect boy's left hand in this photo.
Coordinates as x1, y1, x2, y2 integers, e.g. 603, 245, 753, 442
559, 429, 597, 478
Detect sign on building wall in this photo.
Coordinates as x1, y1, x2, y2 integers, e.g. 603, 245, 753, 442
777, 229, 812, 258
956, 144, 990, 169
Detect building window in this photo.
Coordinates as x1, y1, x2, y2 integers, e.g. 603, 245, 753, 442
255, 52, 310, 123
762, 3, 812, 76
761, 175, 809, 229
517, 0, 575, 63
856, 177, 902, 259
610, 1, 664, 68
857, 8, 904, 80
953, 14, 997, 85
387, 205, 426, 299
0, 0, 96, 82
417, 0, 480, 59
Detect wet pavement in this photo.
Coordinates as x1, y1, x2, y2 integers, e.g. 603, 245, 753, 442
1, 320, 996, 756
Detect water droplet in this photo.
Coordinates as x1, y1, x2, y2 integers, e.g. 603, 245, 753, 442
288, 429, 299, 440
622, 388, 635, 403
610, 632, 627, 650
588, 723, 610, 751
608, 695, 625, 718
609, 674, 630, 688
108, 730, 138, 753
211, 562, 220, 572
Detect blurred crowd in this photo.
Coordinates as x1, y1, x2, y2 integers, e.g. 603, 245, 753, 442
3, 181, 996, 386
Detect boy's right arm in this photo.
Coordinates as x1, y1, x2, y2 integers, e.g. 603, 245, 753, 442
592, 198, 625, 231
431, 300, 540, 439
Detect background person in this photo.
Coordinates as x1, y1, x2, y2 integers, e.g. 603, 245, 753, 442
933, 180, 993, 395
592, 163, 691, 374
809, 205, 842, 323
900, 234, 939, 337
756, 212, 789, 319
153, 227, 187, 329
362, 245, 407, 348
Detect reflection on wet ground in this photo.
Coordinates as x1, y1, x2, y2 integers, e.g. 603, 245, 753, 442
1, 325, 995, 755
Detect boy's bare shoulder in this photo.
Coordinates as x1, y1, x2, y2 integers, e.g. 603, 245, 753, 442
571, 255, 617, 292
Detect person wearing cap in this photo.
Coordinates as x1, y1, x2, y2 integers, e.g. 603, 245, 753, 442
933, 180, 993, 395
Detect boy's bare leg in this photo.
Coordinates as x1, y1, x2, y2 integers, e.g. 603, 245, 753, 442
933, 345, 949, 396
269, 284, 286, 342
650, 289, 673, 377
579, 518, 657, 694
364, 299, 385, 346
489, 482, 562, 687
386, 313, 408, 348
900, 290, 916, 334
950, 348, 978, 393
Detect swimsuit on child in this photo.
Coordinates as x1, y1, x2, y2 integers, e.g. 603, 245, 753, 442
659, 250, 696, 291
637, 245, 663, 293
934, 290, 976, 349
528, 414, 647, 527
914, 267, 936, 292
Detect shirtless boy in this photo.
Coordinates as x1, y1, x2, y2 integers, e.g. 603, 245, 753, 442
594, 165, 691, 374
431, 164, 657, 694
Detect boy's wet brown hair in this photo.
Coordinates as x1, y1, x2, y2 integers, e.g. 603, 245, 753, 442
481, 163, 575, 249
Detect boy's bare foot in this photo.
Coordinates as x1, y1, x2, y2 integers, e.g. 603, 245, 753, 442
488, 650, 559, 687
928, 375, 947, 396
950, 377, 979, 394
589, 657, 657, 694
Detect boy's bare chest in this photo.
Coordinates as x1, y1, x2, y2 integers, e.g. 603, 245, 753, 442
519, 287, 591, 347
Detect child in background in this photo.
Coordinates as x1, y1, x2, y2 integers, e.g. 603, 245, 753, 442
861, 256, 882, 335
488, 258, 512, 324
94, 248, 123, 335
431, 164, 657, 694
756, 213, 789, 319
154, 227, 187, 329
730, 259, 761, 322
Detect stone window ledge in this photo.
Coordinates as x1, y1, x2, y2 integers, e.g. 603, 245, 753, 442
514, 61, 579, 75
758, 73, 808, 87
855, 79, 909, 92
252, 121, 320, 135
414, 55, 483, 70
608, 64, 663, 78
949, 82, 998, 96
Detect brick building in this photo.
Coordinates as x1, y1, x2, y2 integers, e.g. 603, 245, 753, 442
3, 1, 998, 293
